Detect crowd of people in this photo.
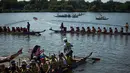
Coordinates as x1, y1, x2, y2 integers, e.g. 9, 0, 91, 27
0, 22, 30, 33
0, 38, 76, 73
60, 22, 129, 33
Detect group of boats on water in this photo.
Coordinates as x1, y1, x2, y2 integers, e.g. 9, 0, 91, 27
54, 13, 109, 20
0, 22, 129, 36
54, 13, 84, 18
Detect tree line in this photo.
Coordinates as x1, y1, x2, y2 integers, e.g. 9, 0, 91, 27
0, 0, 130, 12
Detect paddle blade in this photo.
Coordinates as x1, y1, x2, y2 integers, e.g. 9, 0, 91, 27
91, 58, 100, 61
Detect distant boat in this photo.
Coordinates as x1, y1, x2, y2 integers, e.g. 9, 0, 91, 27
33, 17, 38, 20
96, 14, 109, 20
54, 13, 79, 18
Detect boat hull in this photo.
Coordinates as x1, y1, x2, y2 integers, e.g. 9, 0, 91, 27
50, 29, 130, 35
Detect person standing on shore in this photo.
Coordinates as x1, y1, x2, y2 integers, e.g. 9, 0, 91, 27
125, 22, 129, 32
27, 22, 30, 32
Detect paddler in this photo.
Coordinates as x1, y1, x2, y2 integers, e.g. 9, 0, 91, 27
81, 27, 85, 33
91, 26, 96, 33
120, 27, 124, 33
76, 27, 80, 33
31, 45, 41, 61
3, 26, 7, 32
109, 27, 113, 33
7, 27, 10, 32
70, 26, 74, 33
97, 27, 102, 33
86, 27, 91, 33
12, 27, 16, 32
125, 22, 129, 32
63, 38, 73, 57
103, 27, 107, 33
27, 22, 30, 32
114, 28, 118, 33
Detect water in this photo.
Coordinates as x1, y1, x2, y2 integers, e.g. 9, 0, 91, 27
0, 12, 130, 73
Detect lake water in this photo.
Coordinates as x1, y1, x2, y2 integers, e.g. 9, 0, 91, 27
0, 12, 130, 73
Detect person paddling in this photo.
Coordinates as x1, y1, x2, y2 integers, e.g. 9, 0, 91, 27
27, 22, 30, 32
103, 27, 107, 34
86, 27, 91, 33
109, 27, 113, 34
81, 27, 85, 33
70, 26, 74, 33
120, 27, 124, 33
97, 27, 102, 33
92, 26, 96, 33
76, 27, 80, 33
114, 28, 118, 33
63, 38, 73, 57
125, 22, 129, 32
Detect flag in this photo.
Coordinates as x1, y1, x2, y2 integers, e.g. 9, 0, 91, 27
33, 17, 38, 20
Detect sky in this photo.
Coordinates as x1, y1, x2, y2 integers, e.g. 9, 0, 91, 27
18, 0, 130, 3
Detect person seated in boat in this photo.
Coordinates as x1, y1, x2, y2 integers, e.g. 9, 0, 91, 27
125, 22, 129, 32
20, 60, 30, 73
70, 26, 75, 33
31, 45, 41, 61
12, 27, 16, 32
103, 27, 107, 33
20, 27, 23, 32
0, 26, 3, 32
114, 28, 118, 33
23, 28, 28, 32
58, 53, 67, 68
120, 27, 124, 33
29, 59, 40, 73
60, 22, 64, 31
9, 60, 20, 73
63, 38, 73, 57
91, 26, 96, 33
76, 27, 80, 33
86, 27, 91, 33
109, 27, 113, 33
97, 27, 102, 33
49, 55, 58, 73
3, 26, 7, 32
63, 27, 67, 32
16, 27, 21, 32
7, 27, 10, 32
81, 27, 86, 33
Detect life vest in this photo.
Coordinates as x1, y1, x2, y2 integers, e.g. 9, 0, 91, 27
65, 56, 72, 65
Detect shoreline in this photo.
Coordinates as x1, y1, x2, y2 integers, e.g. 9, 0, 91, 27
0, 10, 130, 13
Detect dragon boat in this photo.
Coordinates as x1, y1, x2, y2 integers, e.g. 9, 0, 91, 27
50, 28, 130, 35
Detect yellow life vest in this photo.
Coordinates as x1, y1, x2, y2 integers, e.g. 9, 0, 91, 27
65, 56, 72, 65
